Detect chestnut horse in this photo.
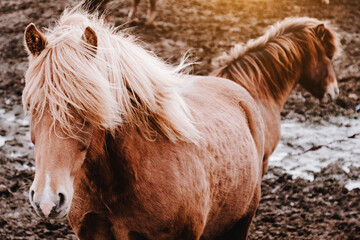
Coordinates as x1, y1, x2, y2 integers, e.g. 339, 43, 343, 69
23, 8, 264, 240
211, 17, 339, 175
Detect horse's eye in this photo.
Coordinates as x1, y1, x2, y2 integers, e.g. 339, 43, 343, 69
78, 143, 88, 152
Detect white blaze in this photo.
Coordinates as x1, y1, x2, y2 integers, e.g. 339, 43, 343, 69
39, 174, 55, 217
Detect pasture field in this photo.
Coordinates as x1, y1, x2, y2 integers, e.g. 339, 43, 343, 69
0, 0, 359, 239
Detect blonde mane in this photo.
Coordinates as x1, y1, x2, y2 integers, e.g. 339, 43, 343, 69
212, 17, 339, 101
23, 7, 200, 143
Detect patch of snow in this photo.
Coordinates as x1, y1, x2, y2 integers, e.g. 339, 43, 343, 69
1, 110, 16, 122
269, 116, 360, 180
14, 163, 35, 172
9, 152, 23, 158
342, 166, 350, 174
16, 118, 30, 126
345, 180, 360, 190
0, 136, 6, 147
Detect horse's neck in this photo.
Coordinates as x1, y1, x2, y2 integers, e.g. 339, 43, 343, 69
78, 130, 135, 206
253, 69, 301, 116
251, 70, 301, 158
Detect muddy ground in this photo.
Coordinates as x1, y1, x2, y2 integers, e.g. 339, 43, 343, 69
0, 0, 359, 239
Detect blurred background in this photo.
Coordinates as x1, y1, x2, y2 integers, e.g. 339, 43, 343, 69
0, 0, 359, 239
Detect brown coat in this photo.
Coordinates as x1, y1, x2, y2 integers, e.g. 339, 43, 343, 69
69, 77, 264, 239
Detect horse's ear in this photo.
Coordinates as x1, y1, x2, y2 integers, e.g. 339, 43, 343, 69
314, 24, 326, 41
24, 23, 47, 56
82, 26, 98, 54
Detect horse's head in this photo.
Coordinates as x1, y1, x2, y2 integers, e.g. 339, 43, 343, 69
299, 23, 339, 103
24, 23, 99, 218
29, 113, 94, 218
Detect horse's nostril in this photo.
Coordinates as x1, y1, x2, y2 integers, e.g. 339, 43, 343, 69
58, 192, 66, 208
30, 190, 35, 202
327, 93, 333, 102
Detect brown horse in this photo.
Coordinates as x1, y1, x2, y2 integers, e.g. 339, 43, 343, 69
128, 0, 158, 25
23, 7, 264, 239
211, 17, 339, 175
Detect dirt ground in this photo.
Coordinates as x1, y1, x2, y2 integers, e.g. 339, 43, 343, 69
0, 0, 359, 239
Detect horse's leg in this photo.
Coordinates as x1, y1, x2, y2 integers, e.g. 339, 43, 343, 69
128, 0, 141, 23
145, 0, 157, 26
75, 212, 115, 240
217, 186, 261, 240
262, 154, 269, 176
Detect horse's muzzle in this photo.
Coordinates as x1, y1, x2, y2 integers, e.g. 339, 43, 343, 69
321, 81, 339, 103
29, 188, 69, 219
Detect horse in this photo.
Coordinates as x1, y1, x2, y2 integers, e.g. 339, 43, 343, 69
23, 7, 264, 240
83, 0, 158, 25
211, 17, 339, 175
128, 0, 158, 25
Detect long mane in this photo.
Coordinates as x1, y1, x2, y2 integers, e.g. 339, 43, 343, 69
211, 17, 339, 101
23, 7, 200, 143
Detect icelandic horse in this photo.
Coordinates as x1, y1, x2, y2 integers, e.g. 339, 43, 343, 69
23, 7, 264, 240
211, 17, 339, 175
